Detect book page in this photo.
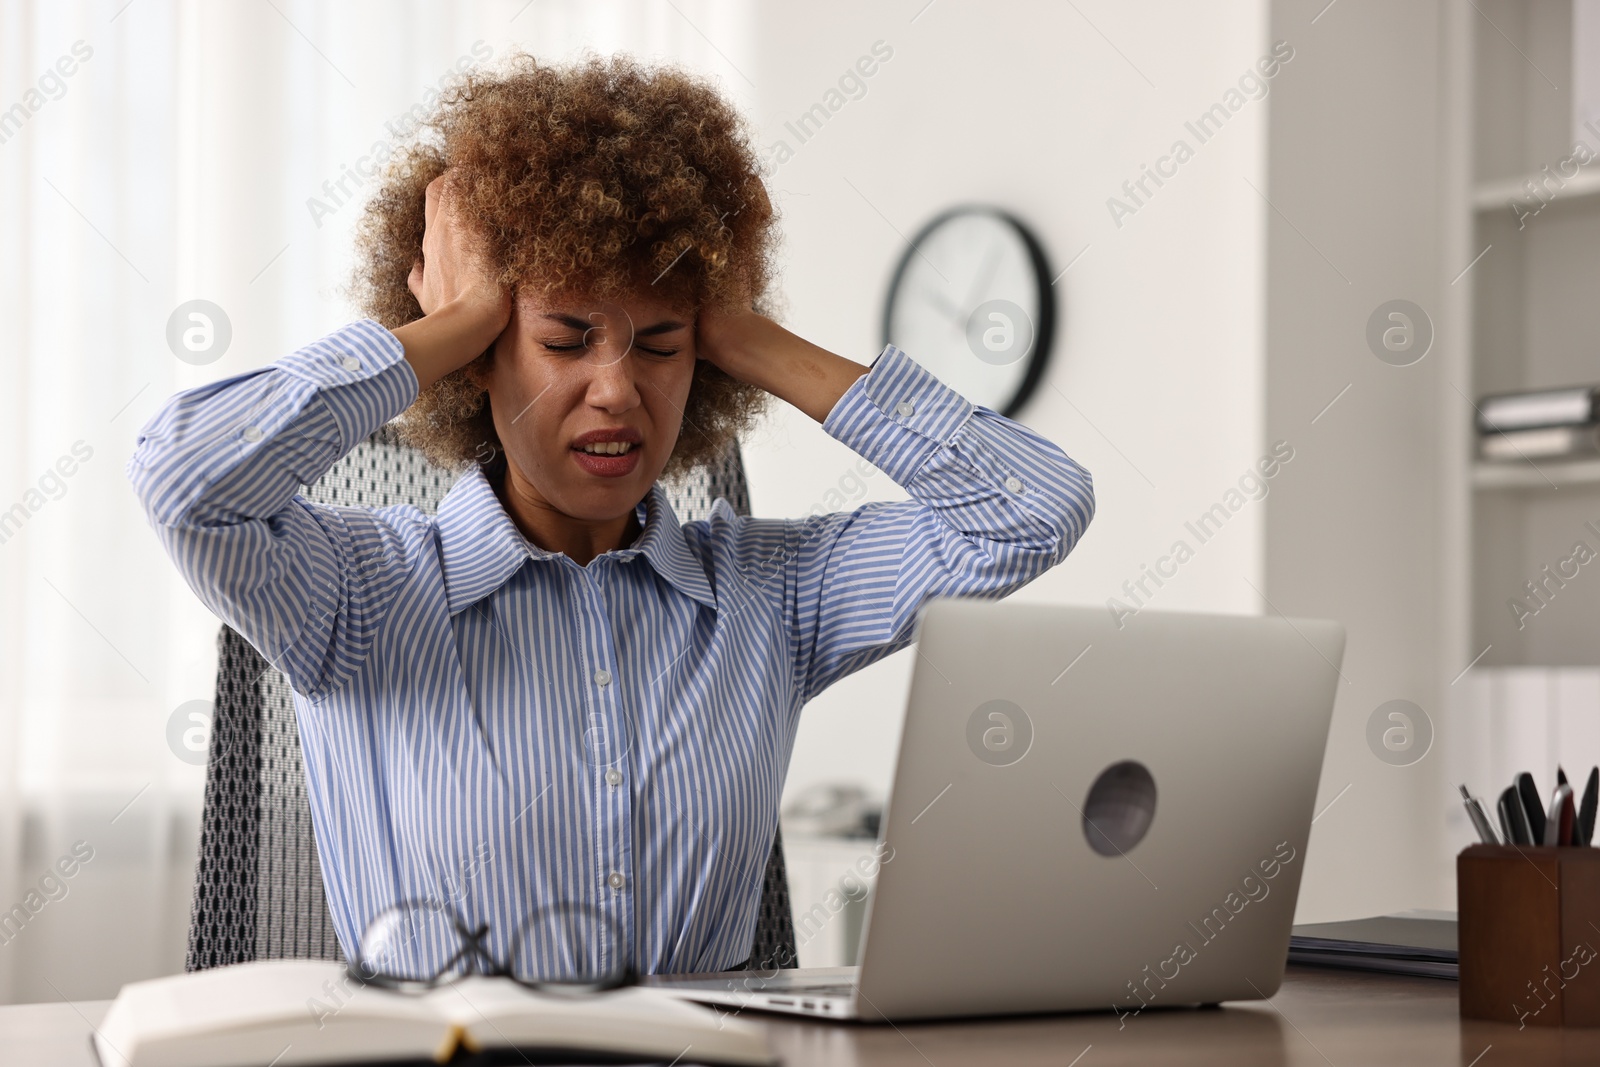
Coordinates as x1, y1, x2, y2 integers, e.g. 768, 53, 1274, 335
429, 978, 772, 1064
95, 962, 770, 1067
95, 960, 451, 1067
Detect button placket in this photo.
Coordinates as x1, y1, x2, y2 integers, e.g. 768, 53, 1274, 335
582, 569, 633, 962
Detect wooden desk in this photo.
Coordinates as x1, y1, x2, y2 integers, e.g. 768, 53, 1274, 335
4, 966, 1597, 1066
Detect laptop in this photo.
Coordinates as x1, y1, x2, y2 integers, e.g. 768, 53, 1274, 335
647, 598, 1345, 1022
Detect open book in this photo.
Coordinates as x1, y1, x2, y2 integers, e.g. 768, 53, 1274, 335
92, 959, 775, 1067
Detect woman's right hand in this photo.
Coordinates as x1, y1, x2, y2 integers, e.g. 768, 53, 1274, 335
408, 172, 508, 322
394, 171, 514, 390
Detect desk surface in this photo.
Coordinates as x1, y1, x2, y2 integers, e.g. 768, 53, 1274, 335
5, 965, 1597, 1066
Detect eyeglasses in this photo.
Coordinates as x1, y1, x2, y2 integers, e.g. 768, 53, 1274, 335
346, 898, 636, 996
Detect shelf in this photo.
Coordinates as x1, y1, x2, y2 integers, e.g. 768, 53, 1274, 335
1472, 457, 1600, 490
1473, 167, 1600, 212
1458, 4, 1600, 667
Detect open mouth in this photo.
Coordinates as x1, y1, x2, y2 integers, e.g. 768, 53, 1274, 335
570, 433, 643, 477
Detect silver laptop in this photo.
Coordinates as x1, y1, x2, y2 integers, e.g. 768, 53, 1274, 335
648, 598, 1345, 1022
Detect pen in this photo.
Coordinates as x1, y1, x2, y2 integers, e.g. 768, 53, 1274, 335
1517, 772, 1546, 844
1553, 766, 1575, 847
1544, 782, 1573, 847
1578, 767, 1598, 847
1459, 784, 1499, 845
1499, 786, 1533, 846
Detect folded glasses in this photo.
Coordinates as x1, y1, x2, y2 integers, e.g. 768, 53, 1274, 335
346, 898, 636, 996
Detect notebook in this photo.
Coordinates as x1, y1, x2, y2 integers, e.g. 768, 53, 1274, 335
1287, 910, 1458, 980
91, 959, 774, 1067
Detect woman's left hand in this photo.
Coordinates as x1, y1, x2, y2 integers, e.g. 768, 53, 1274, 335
694, 282, 869, 423
696, 308, 775, 381
694, 278, 769, 380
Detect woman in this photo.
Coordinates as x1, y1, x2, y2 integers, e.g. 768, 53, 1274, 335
128, 52, 1095, 980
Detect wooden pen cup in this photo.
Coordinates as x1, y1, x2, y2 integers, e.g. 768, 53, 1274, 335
1458, 844, 1600, 1027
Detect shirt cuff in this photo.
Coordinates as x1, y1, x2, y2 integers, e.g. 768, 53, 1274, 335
276, 318, 419, 452
822, 344, 975, 485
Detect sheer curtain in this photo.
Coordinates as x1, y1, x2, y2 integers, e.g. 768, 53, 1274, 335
0, 0, 754, 1004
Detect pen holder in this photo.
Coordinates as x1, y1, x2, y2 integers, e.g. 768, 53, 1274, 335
1457, 844, 1600, 1027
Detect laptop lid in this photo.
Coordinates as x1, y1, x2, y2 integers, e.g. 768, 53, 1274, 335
852, 599, 1344, 1021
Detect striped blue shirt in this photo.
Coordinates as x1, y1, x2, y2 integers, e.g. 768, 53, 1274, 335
127, 319, 1094, 978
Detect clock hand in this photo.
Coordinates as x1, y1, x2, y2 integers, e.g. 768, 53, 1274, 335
920, 287, 967, 330
962, 242, 1004, 314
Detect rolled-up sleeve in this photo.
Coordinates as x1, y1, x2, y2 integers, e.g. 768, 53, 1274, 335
126, 319, 423, 698
777, 343, 1095, 702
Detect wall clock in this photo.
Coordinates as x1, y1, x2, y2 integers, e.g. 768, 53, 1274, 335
881, 204, 1056, 418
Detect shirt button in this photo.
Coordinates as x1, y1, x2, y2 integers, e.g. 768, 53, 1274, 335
340, 355, 361, 371
1004, 475, 1024, 493
895, 400, 916, 417
608, 871, 626, 890
593, 668, 612, 687
605, 768, 623, 787
241, 425, 263, 442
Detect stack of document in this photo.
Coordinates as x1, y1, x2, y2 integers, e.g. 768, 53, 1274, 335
1476, 385, 1600, 462
1287, 910, 1458, 980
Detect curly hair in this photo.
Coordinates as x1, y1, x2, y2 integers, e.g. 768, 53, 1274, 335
347, 50, 781, 482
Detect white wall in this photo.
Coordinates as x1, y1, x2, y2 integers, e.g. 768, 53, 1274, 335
745, 2, 1273, 821
1262, 0, 1456, 920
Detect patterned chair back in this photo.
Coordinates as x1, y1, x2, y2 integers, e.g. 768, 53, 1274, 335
185, 425, 796, 971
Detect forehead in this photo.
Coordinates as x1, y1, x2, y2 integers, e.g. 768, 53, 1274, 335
518, 288, 693, 329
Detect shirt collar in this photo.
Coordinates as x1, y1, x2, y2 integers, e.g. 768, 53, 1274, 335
434, 463, 719, 616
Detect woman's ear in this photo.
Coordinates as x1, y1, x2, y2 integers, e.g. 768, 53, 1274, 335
462, 340, 498, 390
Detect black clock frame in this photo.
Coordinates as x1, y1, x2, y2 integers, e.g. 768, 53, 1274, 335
880, 203, 1058, 420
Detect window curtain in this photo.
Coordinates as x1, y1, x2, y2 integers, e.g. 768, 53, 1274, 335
0, 0, 754, 1004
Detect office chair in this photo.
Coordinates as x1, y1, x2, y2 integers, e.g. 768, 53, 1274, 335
185, 424, 797, 973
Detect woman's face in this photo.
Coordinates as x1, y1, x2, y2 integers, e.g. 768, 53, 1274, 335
479, 288, 698, 522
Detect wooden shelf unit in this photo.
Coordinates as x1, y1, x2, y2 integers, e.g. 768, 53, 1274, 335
1472, 164, 1600, 212
1472, 457, 1600, 490
1462, 0, 1600, 669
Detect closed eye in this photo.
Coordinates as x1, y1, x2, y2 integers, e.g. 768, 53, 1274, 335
542, 342, 680, 357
